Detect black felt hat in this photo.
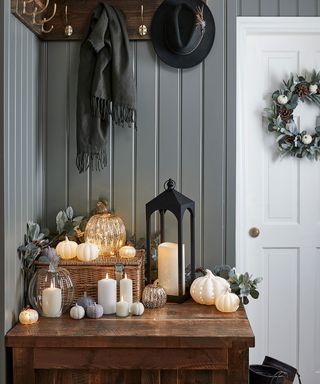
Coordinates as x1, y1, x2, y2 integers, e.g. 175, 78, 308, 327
151, 0, 215, 69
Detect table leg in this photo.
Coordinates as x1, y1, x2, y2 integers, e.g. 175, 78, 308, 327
227, 343, 249, 384
13, 348, 35, 384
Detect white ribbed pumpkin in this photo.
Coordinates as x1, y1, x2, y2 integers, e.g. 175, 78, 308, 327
56, 236, 78, 260
190, 269, 230, 305
215, 289, 240, 313
70, 304, 85, 319
19, 307, 39, 325
76, 241, 99, 262
130, 301, 144, 316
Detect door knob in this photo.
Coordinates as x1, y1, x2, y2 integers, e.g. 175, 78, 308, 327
249, 227, 260, 238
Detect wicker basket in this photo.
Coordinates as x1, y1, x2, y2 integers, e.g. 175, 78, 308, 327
35, 250, 145, 303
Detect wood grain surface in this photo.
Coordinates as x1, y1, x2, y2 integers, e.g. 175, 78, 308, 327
6, 301, 254, 383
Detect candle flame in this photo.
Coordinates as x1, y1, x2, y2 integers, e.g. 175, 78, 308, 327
121, 296, 124, 302
50, 281, 54, 288
125, 273, 127, 279
106, 273, 109, 279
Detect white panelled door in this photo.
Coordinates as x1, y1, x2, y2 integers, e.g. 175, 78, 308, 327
237, 18, 320, 384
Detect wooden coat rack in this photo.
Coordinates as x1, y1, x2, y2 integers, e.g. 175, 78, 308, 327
12, 0, 163, 40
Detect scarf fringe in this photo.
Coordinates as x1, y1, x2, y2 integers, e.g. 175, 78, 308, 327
76, 150, 108, 173
91, 97, 135, 126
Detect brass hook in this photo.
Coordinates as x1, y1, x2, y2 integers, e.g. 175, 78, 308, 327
138, 4, 147, 36
64, 5, 73, 37
38, 2, 56, 33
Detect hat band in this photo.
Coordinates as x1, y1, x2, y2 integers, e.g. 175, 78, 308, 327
165, 26, 205, 56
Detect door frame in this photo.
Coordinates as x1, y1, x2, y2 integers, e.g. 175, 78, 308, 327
236, 17, 320, 270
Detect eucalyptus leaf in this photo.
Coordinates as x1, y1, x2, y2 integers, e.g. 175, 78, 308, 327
66, 206, 74, 220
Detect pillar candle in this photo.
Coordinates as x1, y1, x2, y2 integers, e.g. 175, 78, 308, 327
116, 296, 129, 317
98, 273, 117, 314
42, 283, 62, 317
158, 242, 185, 296
120, 273, 133, 309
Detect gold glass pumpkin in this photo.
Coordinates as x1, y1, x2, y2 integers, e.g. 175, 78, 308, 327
84, 201, 126, 257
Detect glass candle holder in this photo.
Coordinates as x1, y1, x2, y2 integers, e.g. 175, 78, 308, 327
28, 260, 74, 317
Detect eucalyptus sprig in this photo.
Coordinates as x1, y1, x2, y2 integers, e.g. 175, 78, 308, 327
213, 265, 262, 305
56, 206, 86, 242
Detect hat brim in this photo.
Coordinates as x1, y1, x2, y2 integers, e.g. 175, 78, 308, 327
151, 0, 215, 69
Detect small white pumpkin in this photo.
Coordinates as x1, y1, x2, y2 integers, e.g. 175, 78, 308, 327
215, 289, 240, 313
56, 236, 78, 260
70, 304, 85, 319
119, 245, 136, 258
190, 269, 230, 305
76, 241, 99, 262
277, 94, 288, 105
19, 307, 39, 325
130, 301, 144, 316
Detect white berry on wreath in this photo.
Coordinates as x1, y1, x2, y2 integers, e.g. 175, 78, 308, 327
302, 134, 313, 145
277, 95, 288, 105
309, 84, 318, 94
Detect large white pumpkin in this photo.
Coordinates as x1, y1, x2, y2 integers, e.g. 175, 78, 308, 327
190, 269, 230, 305
215, 289, 240, 313
56, 236, 78, 260
76, 241, 99, 262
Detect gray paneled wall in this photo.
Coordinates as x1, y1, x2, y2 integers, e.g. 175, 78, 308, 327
1, 0, 41, 381
43, 0, 320, 272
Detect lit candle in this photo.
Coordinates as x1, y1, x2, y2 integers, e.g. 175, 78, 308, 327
120, 273, 133, 310
158, 242, 185, 296
98, 273, 117, 314
116, 296, 129, 317
42, 282, 62, 317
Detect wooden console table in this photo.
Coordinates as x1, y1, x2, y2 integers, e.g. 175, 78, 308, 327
6, 301, 254, 384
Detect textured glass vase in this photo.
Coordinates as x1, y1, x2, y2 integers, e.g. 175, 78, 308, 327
28, 251, 74, 317
84, 201, 126, 256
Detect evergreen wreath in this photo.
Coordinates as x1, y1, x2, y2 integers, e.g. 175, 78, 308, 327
267, 70, 320, 159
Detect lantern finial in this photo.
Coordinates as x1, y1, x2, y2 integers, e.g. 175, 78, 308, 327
164, 178, 176, 191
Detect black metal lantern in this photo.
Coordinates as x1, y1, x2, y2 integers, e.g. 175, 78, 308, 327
146, 179, 195, 303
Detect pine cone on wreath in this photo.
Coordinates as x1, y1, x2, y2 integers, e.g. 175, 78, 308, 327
295, 82, 310, 97
279, 108, 293, 121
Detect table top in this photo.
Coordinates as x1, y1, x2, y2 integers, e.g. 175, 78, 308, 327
6, 300, 255, 349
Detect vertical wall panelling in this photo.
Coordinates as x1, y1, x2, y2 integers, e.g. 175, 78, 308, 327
135, 42, 158, 239
0, 0, 5, 381
225, 0, 238, 266
260, 0, 279, 16
113, 43, 137, 235
202, 0, 226, 268
1, 1, 41, 380
279, 0, 299, 16
240, 0, 260, 16
298, 0, 317, 16
46, 43, 69, 229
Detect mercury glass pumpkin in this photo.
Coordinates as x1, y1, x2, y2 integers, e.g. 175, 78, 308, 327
142, 280, 167, 309
84, 201, 126, 256
28, 250, 74, 317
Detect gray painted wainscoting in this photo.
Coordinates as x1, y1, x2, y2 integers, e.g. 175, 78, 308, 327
42, 0, 320, 273
0, 0, 41, 382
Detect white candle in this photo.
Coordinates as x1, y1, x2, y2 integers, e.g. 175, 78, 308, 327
98, 273, 117, 314
42, 282, 62, 317
158, 242, 185, 296
120, 273, 133, 310
116, 296, 129, 317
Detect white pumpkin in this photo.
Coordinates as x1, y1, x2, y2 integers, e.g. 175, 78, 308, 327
119, 245, 136, 258
70, 304, 85, 319
56, 236, 78, 260
215, 289, 240, 313
19, 307, 39, 325
190, 269, 230, 305
309, 84, 318, 94
130, 301, 144, 316
302, 134, 313, 145
76, 241, 99, 262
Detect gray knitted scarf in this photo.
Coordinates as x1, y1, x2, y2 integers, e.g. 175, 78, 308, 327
76, 2, 136, 173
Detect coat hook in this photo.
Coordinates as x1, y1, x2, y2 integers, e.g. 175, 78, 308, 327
64, 5, 73, 37
138, 4, 147, 36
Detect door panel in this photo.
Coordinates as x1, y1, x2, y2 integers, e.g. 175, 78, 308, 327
237, 18, 320, 383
